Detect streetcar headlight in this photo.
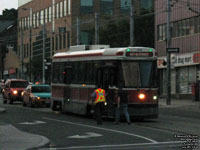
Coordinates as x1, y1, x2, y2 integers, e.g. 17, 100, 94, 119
21, 91, 24, 96
13, 90, 18, 95
104, 102, 107, 106
138, 93, 145, 100
153, 96, 157, 100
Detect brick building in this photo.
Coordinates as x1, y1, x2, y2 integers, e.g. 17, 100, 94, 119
0, 15, 18, 79
18, 0, 153, 82
155, 0, 200, 98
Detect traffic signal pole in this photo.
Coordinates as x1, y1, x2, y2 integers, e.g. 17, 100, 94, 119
166, 0, 171, 105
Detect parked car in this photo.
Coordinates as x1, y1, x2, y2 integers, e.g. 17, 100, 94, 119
22, 84, 51, 107
2, 79, 29, 104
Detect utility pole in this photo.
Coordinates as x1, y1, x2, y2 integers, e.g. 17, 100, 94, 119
42, 24, 46, 84
20, 30, 24, 79
166, 0, 171, 105
76, 17, 80, 45
95, 13, 99, 44
130, 0, 134, 47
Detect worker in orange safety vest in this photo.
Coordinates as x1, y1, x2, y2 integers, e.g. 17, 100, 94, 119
91, 87, 106, 125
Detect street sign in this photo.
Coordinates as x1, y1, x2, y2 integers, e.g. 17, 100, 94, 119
167, 48, 179, 53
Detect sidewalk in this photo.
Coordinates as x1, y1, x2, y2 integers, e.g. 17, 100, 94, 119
0, 108, 50, 150
159, 97, 200, 111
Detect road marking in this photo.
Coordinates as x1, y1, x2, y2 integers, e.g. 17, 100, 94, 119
40, 141, 184, 150
43, 117, 157, 143
19, 120, 46, 125
68, 132, 102, 138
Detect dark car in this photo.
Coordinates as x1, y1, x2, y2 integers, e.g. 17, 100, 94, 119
2, 79, 29, 104
22, 84, 51, 107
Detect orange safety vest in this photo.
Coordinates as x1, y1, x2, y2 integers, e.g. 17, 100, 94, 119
94, 88, 106, 104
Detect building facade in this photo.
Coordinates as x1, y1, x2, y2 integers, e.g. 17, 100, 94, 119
155, 0, 200, 99
0, 15, 18, 80
18, 0, 153, 82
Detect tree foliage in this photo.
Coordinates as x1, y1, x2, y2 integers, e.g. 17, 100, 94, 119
99, 12, 155, 48
2, 9, 17, 18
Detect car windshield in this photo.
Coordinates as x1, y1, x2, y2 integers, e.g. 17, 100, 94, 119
32, 86, 51, 93
10, 81, 29, 88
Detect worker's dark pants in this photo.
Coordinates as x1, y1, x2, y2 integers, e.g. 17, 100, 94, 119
94, 102, 105, 124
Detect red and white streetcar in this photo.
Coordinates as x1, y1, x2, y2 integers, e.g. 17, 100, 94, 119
51, 45, 158, 119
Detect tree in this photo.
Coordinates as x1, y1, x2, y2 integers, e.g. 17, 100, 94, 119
99, 11, 155, 48
2, 9, 17, 18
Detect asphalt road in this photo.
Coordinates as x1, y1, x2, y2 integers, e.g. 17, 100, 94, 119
0, 94, 199, 150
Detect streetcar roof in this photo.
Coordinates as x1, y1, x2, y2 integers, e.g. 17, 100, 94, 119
53, 47, 155, 59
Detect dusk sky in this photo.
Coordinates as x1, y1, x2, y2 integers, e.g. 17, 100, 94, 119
0, 0, 18, 15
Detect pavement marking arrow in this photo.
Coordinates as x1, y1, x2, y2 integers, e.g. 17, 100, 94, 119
19, 120, 46, 125
67, 132, 102, 139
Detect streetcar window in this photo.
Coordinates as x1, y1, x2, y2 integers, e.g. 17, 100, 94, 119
122, 61, 157, 88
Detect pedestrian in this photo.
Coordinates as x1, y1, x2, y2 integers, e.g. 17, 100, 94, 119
91, 86, 106, 125
114, 83, 131, 125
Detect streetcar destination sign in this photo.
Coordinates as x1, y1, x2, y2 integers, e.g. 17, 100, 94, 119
167, 48, 179, 52
126, 52, 153, 57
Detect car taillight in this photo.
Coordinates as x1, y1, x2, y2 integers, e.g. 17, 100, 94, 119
138, 93, 145, 100
13, 90, 18, 95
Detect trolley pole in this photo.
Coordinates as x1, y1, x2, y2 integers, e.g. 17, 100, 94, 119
42, 24, 46, 84
130, 0, 134, 47
95, 13, 99, 44
166, 0, 171, 105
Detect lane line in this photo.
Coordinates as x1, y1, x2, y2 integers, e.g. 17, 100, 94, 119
41, 141, 184, 150
43, 117, 157, 143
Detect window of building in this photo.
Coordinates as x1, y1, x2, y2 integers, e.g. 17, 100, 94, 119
80, 31, 92, 45
56, 3, 59, 18
33, 14, 36, 27
67, 31, 70, 48
63, 33, 66, 48
52, 37, 55, 52
37, 12, 40, 26
45, 8, 48, 23
49, 7, 52, 22
80, 0, 93, 14
68, 0, 71, 15
40, 10, 44, 25
64, 0, 67, 16
59, 34, 62, 49
60, 1, 63, 18
56, 35, 58, 50
120, 0, 131, 13
100, 0, 113, 15
140, 0, 152, 10
157, 24, 166, 41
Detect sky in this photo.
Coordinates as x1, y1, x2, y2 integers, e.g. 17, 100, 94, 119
0, 0, 18, 15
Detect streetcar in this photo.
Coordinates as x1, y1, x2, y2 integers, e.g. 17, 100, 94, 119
51, 45, 158, 119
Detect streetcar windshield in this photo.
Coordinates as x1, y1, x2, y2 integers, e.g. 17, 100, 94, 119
122, 61, 157, 88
